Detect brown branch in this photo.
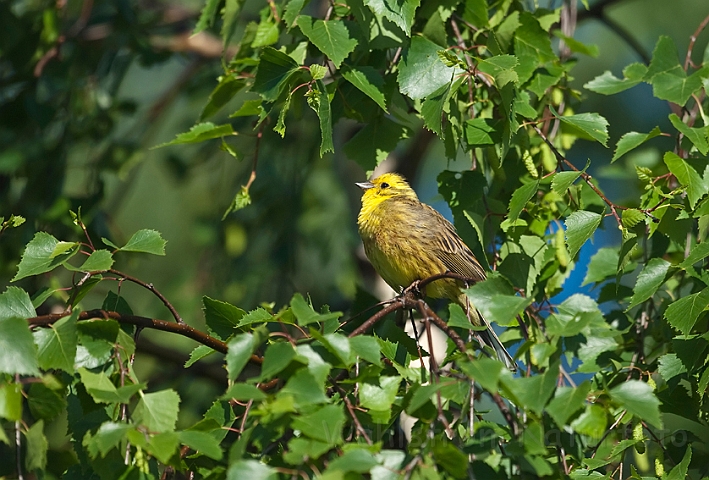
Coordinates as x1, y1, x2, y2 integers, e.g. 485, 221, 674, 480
28, 309, 234, 356
109, 269, 184, 324
533, 125, 660, 224
347, 299, 404, 338
684, 13, 709, 70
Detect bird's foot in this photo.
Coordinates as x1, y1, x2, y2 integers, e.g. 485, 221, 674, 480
402, 279, 425, 299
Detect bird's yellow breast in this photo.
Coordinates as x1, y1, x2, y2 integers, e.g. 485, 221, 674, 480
358, 196, 459, 299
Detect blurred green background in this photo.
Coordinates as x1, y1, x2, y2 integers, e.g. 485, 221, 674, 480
1, 0, 708, 425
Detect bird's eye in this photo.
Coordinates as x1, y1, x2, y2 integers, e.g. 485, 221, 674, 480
380, 182, 390, 189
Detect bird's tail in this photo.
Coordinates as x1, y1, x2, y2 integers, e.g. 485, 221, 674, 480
458, 294, 517, 371
478, 327, 517, 372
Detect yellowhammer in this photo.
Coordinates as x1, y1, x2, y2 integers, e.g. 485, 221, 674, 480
356, 172, 516, 371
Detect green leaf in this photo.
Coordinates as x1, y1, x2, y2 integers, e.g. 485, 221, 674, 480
200, 75, 246, 121
223, 383, 267, 401
280, 367, 329, 406
664, 288, 709, 335
405, 383, 443, 415
296, 17, 358, 69
645, 36, 681, 79
119, 229, 167, 255
76, 250, 114, 272
85, 422, 134, 457
666, 446, 692, 480
546, 294, 603, 337
513, 12, 557, 83
179, 430, 223, 460
226, 333, 258, 380
227, 460, 277, 480
571, 404, 607, 438
78, 368, 143, 403
343, 116, 409, 171
292, 404, 345, 445
259, 341, 296, 379
465, 284, 531, 327
464, 118, 497, 147
477, 54, 519, 86
500, 362, 558, 415
564, 210, 603, 258
342, 66, 388, 112
627, 258, 671, 309
306, 79, 334, 156
328, 448, 379, 473
421, 83, 451, 137
653, 66, 709, 107
133, 390, 181, 433
364, 0, 420, 36
235, 308, 270, 328
679, 241, 709, 269
458, 357, 503, 392
0, 286, 36, 321
621, 208, 645, 229
221, 0, 246, 45
33, 310, 78, 373
155, 122, 235, 148
75, 319, 118, 369
555, 110, 609, 146
612, 127, 662, 163
318, 332, 354, 366
203, 295, 246, 340
51, 241, 79, 258
609, 380, 662, 428
350, 335, 382, 366
194, 0, 220, 34
546, 382, 592, 427
664, 151, 708, 208
583, 63, 647, 95
185, 345, 215, 368
657, 353, 687, 381
27, 383, 65, 422
252, 18, 279, 48
432, 441, 468, 479
508, 180, 539, 221
145, 432, 179, 464
223, 185, 252, 218
551, 170, 583, 195
582, 247, 619, 285
290, 293, 342, 326
0, 382, 23, 421
399, 36, 460, 100
669, 113, 709, 155
13, 232, 79, 281
252, 47, 301, 102
359, 376, 400, 411
24, 420, 47, 471
0, 316, 39, 375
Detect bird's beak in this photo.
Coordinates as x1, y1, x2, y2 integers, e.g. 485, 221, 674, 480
356, 181, 375, 190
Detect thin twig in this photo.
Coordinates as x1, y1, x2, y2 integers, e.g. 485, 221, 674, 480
109, 269, 184, 324
684, 13, 709, 70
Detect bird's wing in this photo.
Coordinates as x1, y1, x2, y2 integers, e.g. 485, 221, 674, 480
421, 205, 487, 282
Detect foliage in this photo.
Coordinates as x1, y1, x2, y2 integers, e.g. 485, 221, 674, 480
2, 0, 709, 479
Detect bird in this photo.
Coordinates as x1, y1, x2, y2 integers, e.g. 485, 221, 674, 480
356, 172, 516, 371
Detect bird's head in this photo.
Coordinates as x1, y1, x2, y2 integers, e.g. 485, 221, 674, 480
356, 173, 418, 209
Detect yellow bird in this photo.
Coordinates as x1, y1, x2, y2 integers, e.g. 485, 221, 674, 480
356, 172, 516, 371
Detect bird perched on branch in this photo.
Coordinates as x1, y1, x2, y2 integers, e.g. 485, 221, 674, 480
356, 172, 516, 371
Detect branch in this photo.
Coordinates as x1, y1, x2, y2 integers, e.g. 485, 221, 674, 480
533, 125, 659, 224
109, 269, 184, 324
684, 13, 709, 70
27, 309, 250, 360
